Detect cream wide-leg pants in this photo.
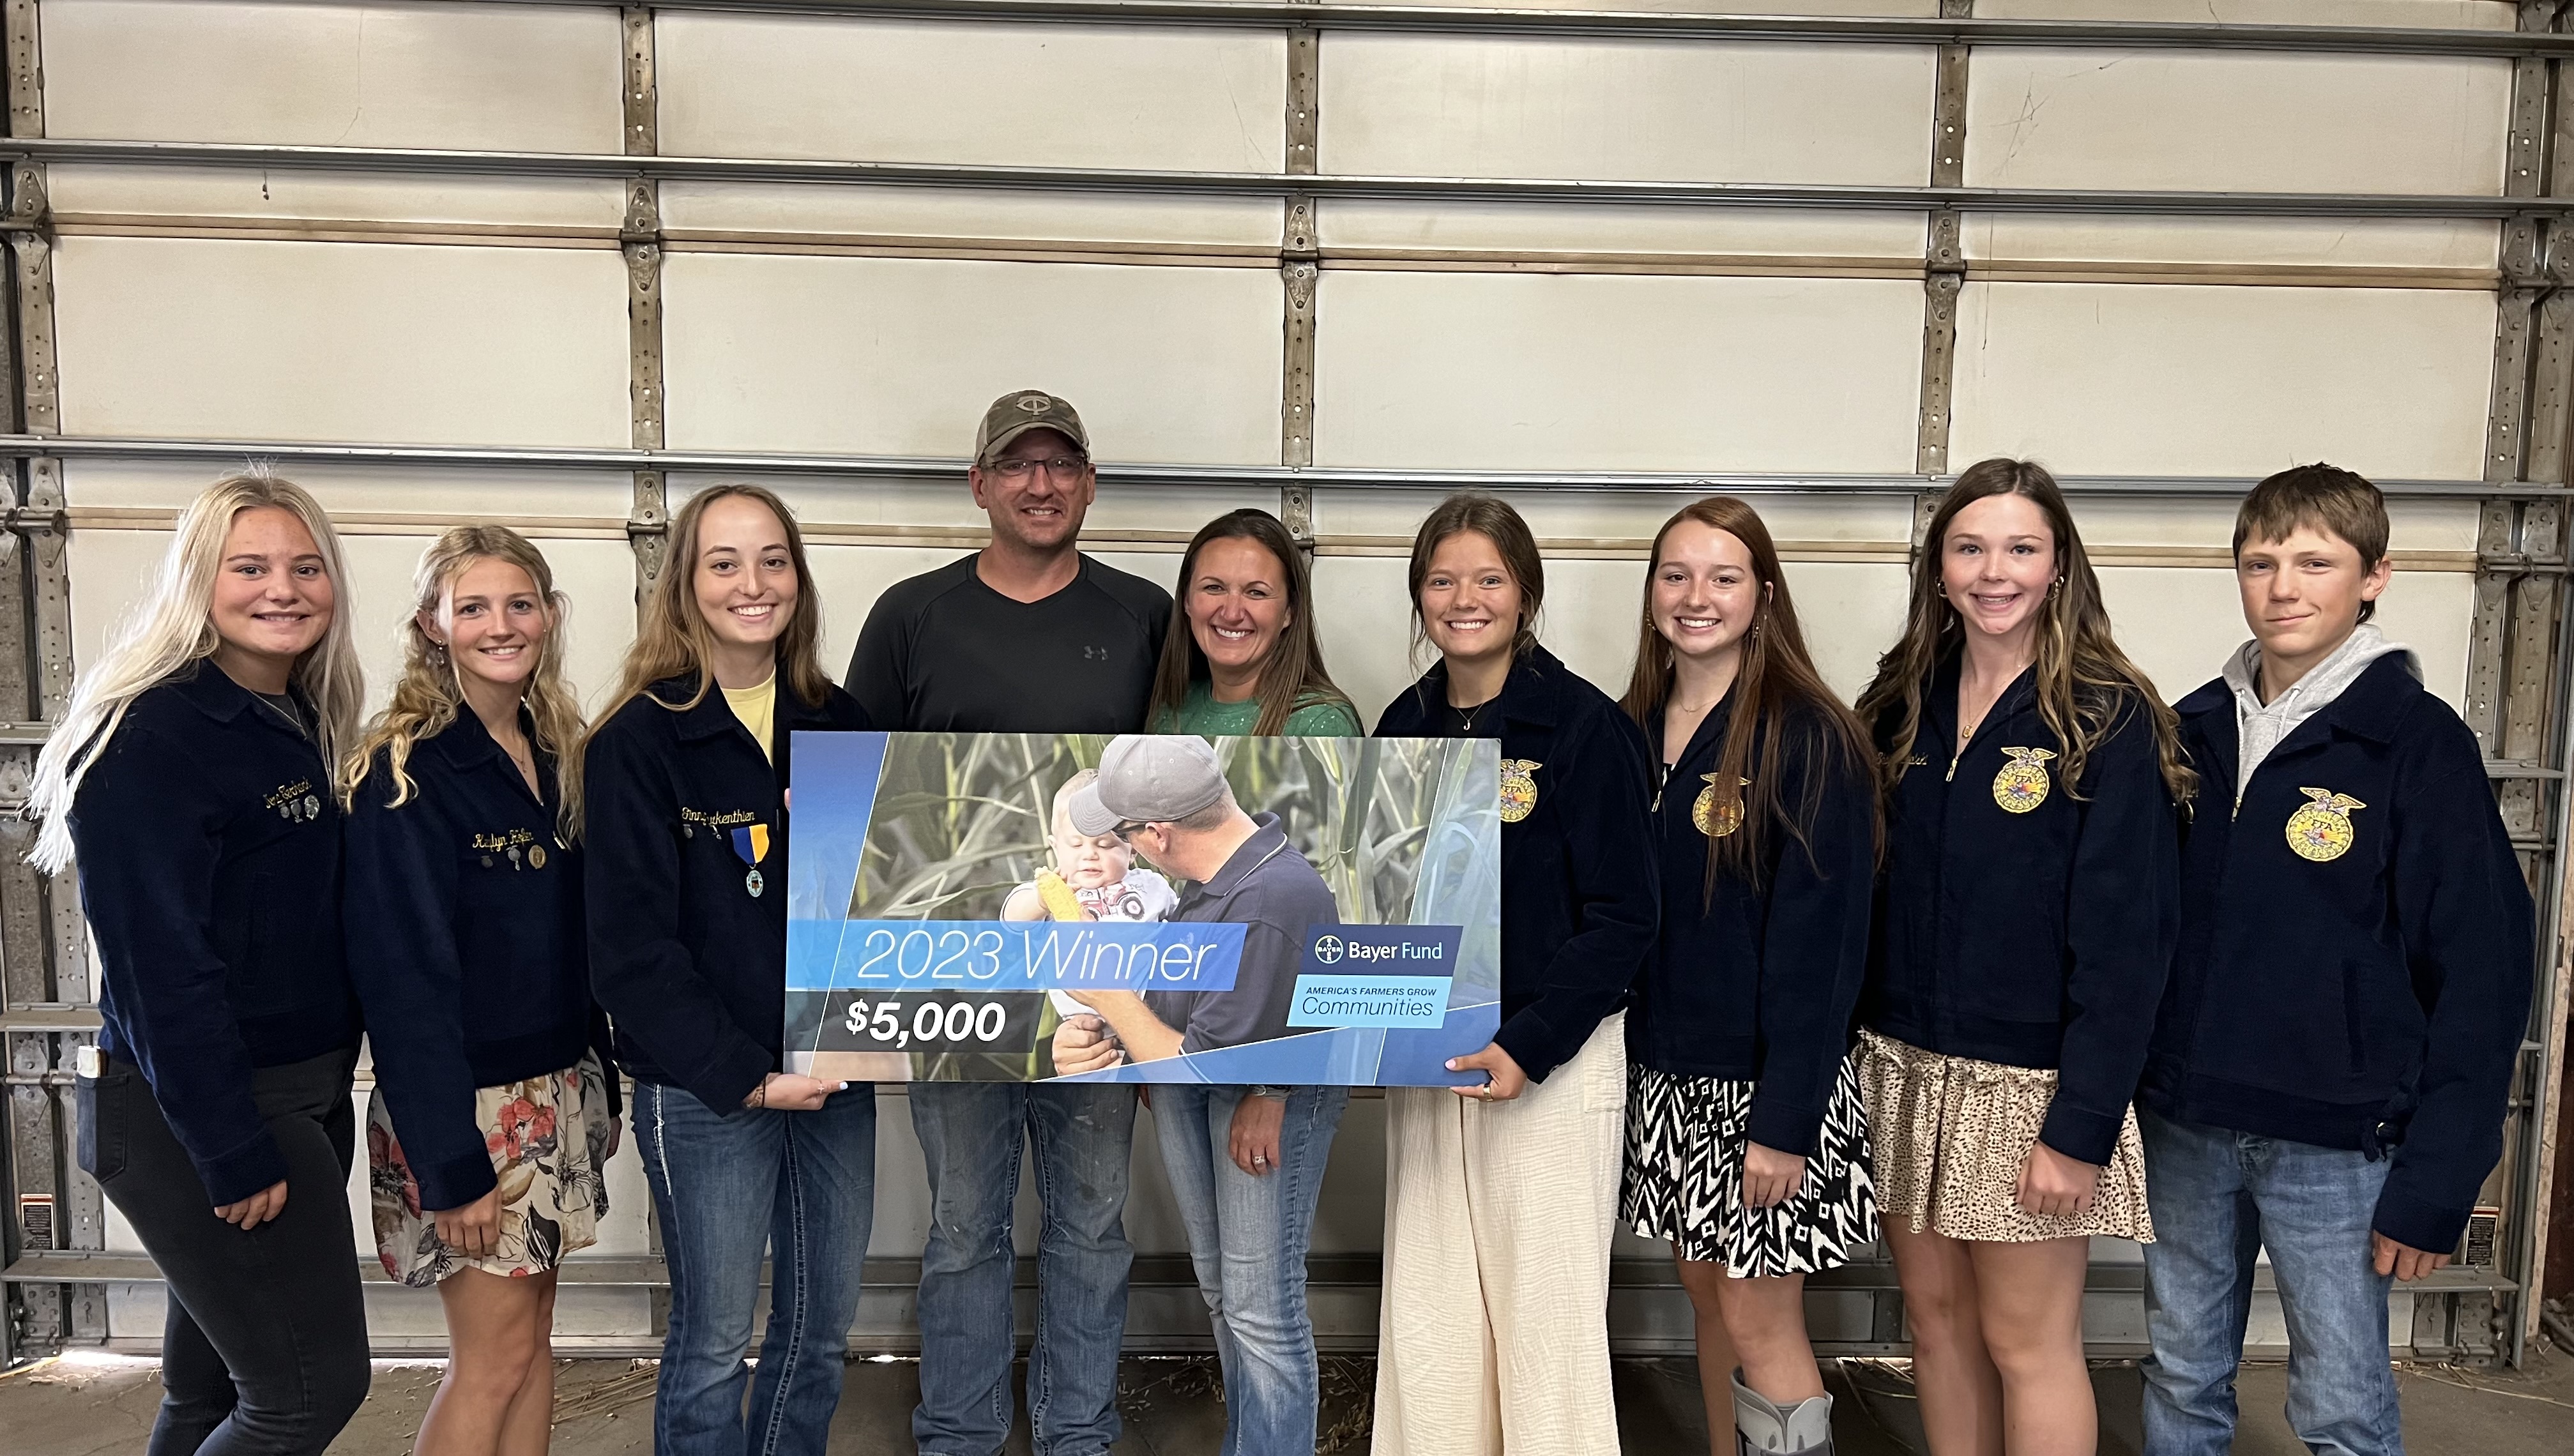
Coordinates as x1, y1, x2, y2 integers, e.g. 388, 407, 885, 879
1371, 1013, 1627, 1456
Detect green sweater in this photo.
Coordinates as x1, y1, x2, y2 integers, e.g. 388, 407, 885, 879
1155, 682, 1361, 736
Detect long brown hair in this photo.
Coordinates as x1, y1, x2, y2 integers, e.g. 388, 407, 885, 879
1406, 494, 1544, 670
1854, 459, 2195, 804
594, 483, 834, 724
342, 526, 587, 837
1619, 497, 1875, 887
1148, 509, 1354, 735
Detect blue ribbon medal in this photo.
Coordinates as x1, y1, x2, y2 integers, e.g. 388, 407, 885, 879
731, 823, 772, 898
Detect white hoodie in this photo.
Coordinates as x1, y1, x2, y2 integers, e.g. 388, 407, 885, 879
2220, 621, 2418, 797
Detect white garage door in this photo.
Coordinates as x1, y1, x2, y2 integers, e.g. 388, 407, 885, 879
1, 0, 2566, 1367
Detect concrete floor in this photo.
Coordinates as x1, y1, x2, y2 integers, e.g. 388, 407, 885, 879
3, 1348, 2571, 1453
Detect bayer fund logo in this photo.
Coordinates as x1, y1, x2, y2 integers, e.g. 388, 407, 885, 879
1313, 934, 1346, 966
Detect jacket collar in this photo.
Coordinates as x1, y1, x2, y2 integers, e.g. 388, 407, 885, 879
1656, 684, 1735, 770
166, 658, 260, 724
1921, 648, 2037, 747
2182, 651, 2419, 746
2290, 651, 2421, 747
169, 658, 323, 745
1402, 642, 1573, 732
428, 704, 560, 800
657, 668, 837, 744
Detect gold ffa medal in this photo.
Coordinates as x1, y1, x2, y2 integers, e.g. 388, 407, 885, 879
2286, 787, 2365, 862
1992, 747, 2057, 814
527, 843, 547, 870
1498, 759, 1542, 824
1693, 775, 1750, 838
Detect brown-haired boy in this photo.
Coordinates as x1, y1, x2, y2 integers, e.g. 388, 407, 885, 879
2136, 464, 2533, 1454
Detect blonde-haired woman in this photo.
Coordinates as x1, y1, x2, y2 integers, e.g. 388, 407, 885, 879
28, 474, 369, 1454
583, 484, 874, 1455
341, 527, 618, 1456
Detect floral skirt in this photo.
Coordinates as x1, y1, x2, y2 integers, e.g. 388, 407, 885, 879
367, 1054, 613, 1287
1620, 1057, 1878, 1277
1856, 1029, 2152, 1244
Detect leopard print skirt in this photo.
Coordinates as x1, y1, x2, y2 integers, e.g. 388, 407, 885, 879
1856, 1029, 2153, 1245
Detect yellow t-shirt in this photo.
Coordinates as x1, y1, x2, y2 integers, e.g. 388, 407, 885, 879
722, 672, 777, 761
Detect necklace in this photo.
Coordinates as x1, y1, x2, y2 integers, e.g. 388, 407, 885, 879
1455, 698, 1493, 732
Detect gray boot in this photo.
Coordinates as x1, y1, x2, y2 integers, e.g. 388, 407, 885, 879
1732, 1369, 1834, 1455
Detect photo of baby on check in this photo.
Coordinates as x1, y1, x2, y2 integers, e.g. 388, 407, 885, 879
783, 731, 1502, 1087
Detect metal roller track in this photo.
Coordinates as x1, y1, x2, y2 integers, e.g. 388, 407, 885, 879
410, 0, 2574, 59
3, 138, 2564, 220
1, 432, 2558, 498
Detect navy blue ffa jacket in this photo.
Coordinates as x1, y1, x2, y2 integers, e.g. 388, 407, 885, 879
344, 710, 616, 1214
1862, 656, 2179, 1167
66, 663, 360, 1207
1634, 697, 1875, 1158
584, 671, 869, 1113
1375, 644, 1659, 1084
2144, 655, 2533, 1254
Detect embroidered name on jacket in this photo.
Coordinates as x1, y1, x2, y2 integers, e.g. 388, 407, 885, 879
680, 807, 759, 838
471, 827, 549, 870
2285, 787, 2366, 863
264, 779, 322, 822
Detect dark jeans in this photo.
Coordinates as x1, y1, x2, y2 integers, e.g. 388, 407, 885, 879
632, 1079, 878, 1456
77, 1048, 370, 1456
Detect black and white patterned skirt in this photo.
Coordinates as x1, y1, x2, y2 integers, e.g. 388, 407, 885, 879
1620, 1055, 1878, 1277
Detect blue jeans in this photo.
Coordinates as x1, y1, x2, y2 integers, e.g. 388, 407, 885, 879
634, 1080, 878, 1456
1155, 1085, 1350, 1456
2138, 1111, 2403, 1456
910, 1081, 1138, 1456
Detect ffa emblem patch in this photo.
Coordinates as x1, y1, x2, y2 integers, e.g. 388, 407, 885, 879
1992, 747, 2057, 814
1693, 775, 1750, 838
1498, 759, 1542, 824
2286, 787, 2365, 863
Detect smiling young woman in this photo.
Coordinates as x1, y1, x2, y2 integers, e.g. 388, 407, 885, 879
1852, 459, 2194, 1456
26, 474, 370, 1455
1369, 494, 1659, 1456
581, 483, 876, 1456
1615, 498, 1880, 1456
339, 527, 615, 1456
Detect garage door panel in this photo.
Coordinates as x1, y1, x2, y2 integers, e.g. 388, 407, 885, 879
662, 254, 1281, 465
1983, 1, 2506, 26
48, 165, 629, 237
1965, 49, 2511, 195
657, 15, 1286, 172
55, 237, 632, 448
1320, 36, 1937, 185
1965, 215, 2499, 275
1320, 202, 1928, 266
1314, 271, 1924, 473
1947, 282, 2495, 479
660, 183, 1282, 254
43, 0, 623, 152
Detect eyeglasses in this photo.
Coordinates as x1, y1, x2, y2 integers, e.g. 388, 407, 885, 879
982, 455, 1090, 482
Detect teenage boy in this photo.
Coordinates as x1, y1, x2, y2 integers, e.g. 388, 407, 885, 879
846, 390, 1171, 1456
2137, 464, 2534, 1456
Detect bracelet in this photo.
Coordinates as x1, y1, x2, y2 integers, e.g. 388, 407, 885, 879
750, 1074, 770, 1111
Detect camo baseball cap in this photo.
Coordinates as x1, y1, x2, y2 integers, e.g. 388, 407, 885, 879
974, 390, 1090, 461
